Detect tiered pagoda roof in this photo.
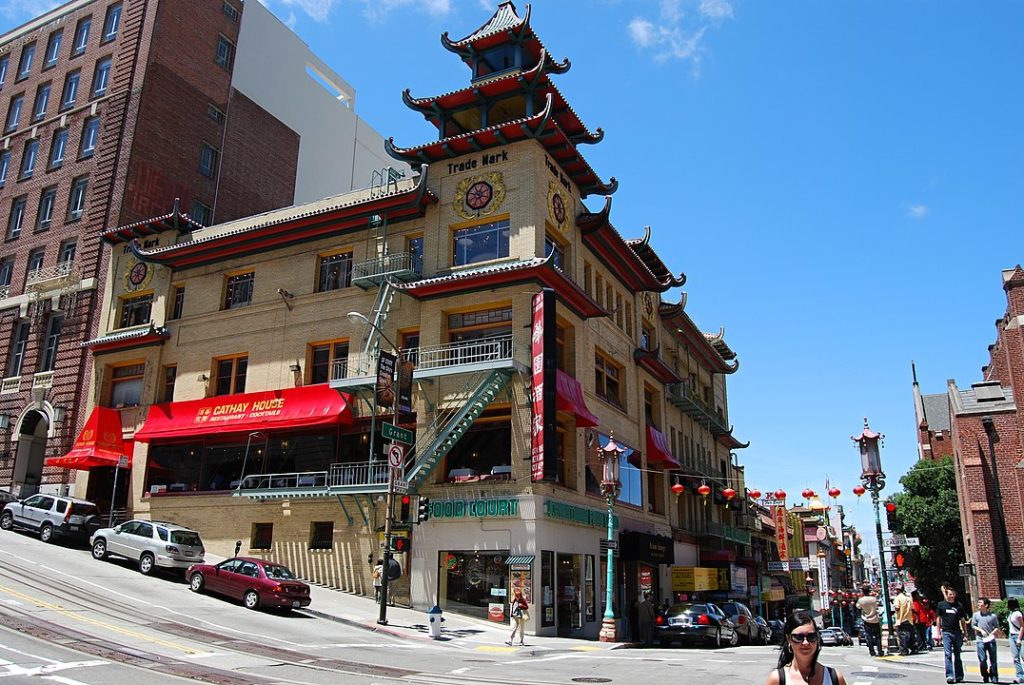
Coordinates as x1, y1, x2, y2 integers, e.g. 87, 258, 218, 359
576, 196, 685, 293
441, 2, 553, 73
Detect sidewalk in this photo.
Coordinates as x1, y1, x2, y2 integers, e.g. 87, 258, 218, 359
301, 584, 626, 652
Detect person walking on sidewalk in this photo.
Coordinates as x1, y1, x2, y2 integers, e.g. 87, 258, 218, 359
937, 582, 969, 684
506, 588, 529, 646
857, 585, 883, 657
1006, 597, 1024, 683
894, 586, 915, 655
922, 598, 937, 651
372, 559, 383, 603
971, 597, 1001, 683
638, 591, 656, 647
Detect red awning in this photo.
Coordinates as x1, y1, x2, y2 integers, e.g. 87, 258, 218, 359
645, 425, 681, 469
555, 370, 599, 427
46, 407, 131, 470
135, 385, 353, 442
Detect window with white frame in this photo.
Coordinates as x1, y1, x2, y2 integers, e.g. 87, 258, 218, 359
102, 4, 121, 42
49, 128, 68, 168
36, 186, 57, 231
5, 95, 23, 133
44, 31, 62, 68
32, 82, 50, 121
199, 143, 219, 178
67, 175, 88, 220
58, 239, 76, 267
39, 314, 63, 372
223, 271, 253, 309
19, 139, 39, 179
0, 56, 8, 89
79, 116, 99, 157
7, 321, 30, 377
91, 56, 111, 97
72, 17, 91, 56
17, 43, 35, 80
61, 70, 80, 110
7, 196, 26, 239
215, 36, 235, 70
0, 150, 10, 187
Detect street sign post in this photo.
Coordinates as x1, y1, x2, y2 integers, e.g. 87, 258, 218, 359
381, 422, 413, 445
599, 539, 618, 552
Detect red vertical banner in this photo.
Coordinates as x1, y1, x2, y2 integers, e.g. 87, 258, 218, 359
531, 289, 557, 481
772, 505, 789, 562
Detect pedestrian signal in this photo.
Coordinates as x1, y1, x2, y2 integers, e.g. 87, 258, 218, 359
392, 536, 410, 553
893, 550, 906, 569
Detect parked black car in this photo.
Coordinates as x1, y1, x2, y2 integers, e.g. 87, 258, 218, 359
654, 602, 739, 648
719, 601, 761, 644
753, 616, 774, 645
768, 619, 786, 644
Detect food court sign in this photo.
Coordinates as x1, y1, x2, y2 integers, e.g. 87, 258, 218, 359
430, 498, 519, 519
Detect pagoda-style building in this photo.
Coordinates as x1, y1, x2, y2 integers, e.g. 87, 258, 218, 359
68, 2, 748, 641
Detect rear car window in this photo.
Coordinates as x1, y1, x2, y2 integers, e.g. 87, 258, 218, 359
264, 565, 296, 580
171, 531, 202, 546
157, 527, 169, 541
70, 503, 99, 516
56, 500, 68, 513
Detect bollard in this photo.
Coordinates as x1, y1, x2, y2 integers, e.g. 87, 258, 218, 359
428, 604, 444, 639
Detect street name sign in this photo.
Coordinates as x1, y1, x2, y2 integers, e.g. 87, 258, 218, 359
599, 539, 619, 551
393, 479, 409, 494
381, 422, 413, 445
883, 535, 920, 547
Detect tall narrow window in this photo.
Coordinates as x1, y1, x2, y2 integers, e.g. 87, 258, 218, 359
7, 196, 27, 240
110, 363, 144, 407
7, 321, 30, 376
58, 239, 76, 268
17, 43, 35, 80
160, 365, 176, 403
102, 4, 122, 42
67, 176, 88, 219
60, 70, 80, 110
119, 292, 153, 328
191, 200, 212, 226
0, 56, 8, 90
72, 17, 91, 56
36, 186, 57, 231
32, 82, 50, 121
309, 341, 349, 383
223, 272, 253, 309
5, 95, 23, 133
199, 143, 219, 178
0, 150, 10, 187
215, 355, 247, 395
317, 252, 352, 292
91, 56, 111, 97
0, 257, 14, 287
594, 350, 623, 408
44, 30, 63, 68
26, 248, 45, 281
170, 285, 185, 320
79, 116, 100, 157
49, 128, 68, 168
223, 2, 240, 22
19, 139, 39, 179
215, 36, 235, 70
39, 315, 63, 372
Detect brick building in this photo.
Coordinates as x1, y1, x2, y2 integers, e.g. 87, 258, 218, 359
915, 266, 1024, 599
0, 0, 395, 502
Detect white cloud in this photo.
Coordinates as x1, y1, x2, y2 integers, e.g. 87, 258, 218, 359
660, 0, 684, 24
359, 0, 452, 22
907, 204, 929, 219
699, 0, 734, 19
280, 0, 339, 23
284, 11, 298, 29
628, 18, 657, 48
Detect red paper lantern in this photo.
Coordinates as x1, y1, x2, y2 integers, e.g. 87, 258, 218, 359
774, 489, 786, 500
828, 487, 841, 498
698, 484, 712, 497
852, 485, 866, 497
723, 487, 736, 500
671, 482, 685, 496
749, 489, 761, 500
802, 488, 815, 499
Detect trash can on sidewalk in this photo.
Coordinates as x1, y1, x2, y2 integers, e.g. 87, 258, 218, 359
428, 605, 444, 639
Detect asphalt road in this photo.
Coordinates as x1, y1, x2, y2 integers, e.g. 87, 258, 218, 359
0, 526, 989, 684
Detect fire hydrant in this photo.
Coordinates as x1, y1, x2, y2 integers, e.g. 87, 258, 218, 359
428, 605, 444, 639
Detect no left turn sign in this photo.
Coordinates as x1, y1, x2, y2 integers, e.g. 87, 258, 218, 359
387, 443, 404, 468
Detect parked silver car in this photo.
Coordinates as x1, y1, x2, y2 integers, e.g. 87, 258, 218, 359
0, 494, 101, 543
90, 520, 205, 575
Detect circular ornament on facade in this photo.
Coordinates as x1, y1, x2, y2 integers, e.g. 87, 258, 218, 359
643, 292, 654, 317
453, 172, 506, 220
547, 182, 570, 230
123, 257, 153, 292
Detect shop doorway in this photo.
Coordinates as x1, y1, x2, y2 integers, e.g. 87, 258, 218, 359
556, 553, 582, 636
12, 411, 48, 498
86, 466, 131, 522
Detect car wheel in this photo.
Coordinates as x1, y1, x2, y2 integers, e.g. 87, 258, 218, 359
189, 573, 205, 593
243, 590, 260, 610
729, 629, 739, 647
138, 553, 155, 575
91, 539, 107, 560
0, 512, 12, 530
707, 628, 722, 648
39, 522, 53, 543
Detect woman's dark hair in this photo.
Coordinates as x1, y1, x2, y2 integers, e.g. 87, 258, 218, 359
777, 610, 822, 670
1009, 597, 1020, 611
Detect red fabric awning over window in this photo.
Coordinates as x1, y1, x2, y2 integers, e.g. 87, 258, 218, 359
134, 385, 353, 442
645, 425, 681, 469
555, 370, 599, 427
46, 407, 131, 470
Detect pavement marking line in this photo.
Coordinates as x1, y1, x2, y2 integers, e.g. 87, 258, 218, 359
40, 677, 93, 685
0, 643, 62, 663
0, 584, 200, 655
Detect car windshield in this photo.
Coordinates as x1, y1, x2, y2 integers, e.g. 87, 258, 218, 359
170, 530, 202, 546
70, 503, 99, 516
263, 564, 296, 580
669, 603, 707, 615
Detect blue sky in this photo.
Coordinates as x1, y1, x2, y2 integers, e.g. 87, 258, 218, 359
5, 0, 1022, 554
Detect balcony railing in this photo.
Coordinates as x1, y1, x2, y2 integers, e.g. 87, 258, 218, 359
26, 262, 78, 292
32, 371, 53, 390
417, 334, 514, 371
235, 460, 392, 496
0, 377, 20, 394
352, 252, 421, 288
725, 524, 751, 545
667, 380, 730, 436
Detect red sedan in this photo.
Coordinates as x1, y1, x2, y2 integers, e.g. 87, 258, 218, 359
187, 557, 311, 611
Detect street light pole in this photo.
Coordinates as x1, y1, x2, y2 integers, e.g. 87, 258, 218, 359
597, 434, 623, 643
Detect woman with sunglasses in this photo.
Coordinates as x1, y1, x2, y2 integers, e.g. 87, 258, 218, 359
765, 611, 848, 685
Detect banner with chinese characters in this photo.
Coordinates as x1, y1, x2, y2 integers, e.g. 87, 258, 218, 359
772, 505, 789, 561
530, 289, 556, 481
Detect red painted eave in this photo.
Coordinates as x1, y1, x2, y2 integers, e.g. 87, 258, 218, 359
633, 347, 684, 384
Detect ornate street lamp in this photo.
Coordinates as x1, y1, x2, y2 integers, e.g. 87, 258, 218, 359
597, 433, 623, 642
853, 417, 896, 654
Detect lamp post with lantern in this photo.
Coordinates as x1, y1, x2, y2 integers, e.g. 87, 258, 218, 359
853, 417, 896, 654
597, 434, 624, 642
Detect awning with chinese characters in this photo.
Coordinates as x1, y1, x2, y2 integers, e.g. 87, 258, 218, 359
46, 407, 131, 470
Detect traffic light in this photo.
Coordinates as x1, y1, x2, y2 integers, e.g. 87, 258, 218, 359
885, 501, 897, 531
392, 536, 410, 553
417, 496, 430, 523
399, 494, 411, 523
893, 549, 906, 570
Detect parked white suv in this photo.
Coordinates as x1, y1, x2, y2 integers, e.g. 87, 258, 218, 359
0, 494, 101, 544
90, 520, 205, 575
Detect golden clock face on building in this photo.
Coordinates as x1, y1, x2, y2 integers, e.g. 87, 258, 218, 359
453, 172, 506, 220
547, 182, 570, 230
123, 257, 153, 292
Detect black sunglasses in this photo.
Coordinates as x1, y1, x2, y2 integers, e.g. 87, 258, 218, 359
789, 632, 819, 644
